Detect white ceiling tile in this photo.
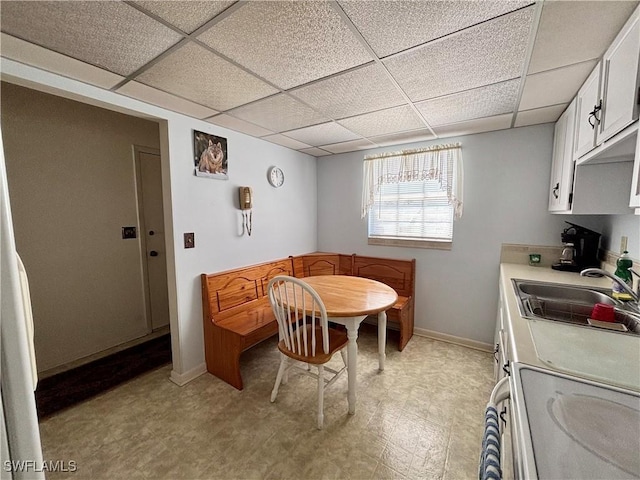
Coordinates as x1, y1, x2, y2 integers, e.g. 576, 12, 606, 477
290, 64, 406, 119
528, 1, 638, 74
300, 147, 332, 157
514, 104, 567, 127
228, 94, 329, 133
261, 134, 312, 150
0, 1, 182, 76
117, 81, 218, 119
205, 114, 274, 137
369, 129, 437, 148
338, 105, 425, 138
320, 139, 377, 154
339, 0, 533, 58
283, 122, 360, 146
416, 80, 520, 126
0, 33, 124, 89
197, 1, 372, 89
432, 114, 512, 138
519, 60, 598, 111
132, 1, 235, 34
384, 7, 534, 101
136, 43, 278, 111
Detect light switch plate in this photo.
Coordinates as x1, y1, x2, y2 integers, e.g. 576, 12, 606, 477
620, 236, 628, 254
184, 232, 195, 249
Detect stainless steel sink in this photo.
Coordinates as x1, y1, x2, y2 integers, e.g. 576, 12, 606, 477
512, 279, 640, 335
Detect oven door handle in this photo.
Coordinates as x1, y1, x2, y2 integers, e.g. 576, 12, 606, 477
480, 377, 511, 480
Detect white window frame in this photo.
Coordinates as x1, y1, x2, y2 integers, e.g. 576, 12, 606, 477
362, 144, 463, 249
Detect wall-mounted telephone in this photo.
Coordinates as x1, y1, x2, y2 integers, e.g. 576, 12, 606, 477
238, 187, 253, 236
239, 186, 253, 210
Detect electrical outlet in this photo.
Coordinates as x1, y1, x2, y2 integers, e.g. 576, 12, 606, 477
620, 236, 628, 253
184, 232, 195, 249
122, 226, 137, 239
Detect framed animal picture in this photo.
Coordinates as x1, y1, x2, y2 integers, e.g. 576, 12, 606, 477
193, 130, 228, 180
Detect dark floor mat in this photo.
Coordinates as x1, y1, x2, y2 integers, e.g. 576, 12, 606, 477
35, 334, 172, 419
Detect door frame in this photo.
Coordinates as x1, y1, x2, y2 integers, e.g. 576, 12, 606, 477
133, 145, 164, 333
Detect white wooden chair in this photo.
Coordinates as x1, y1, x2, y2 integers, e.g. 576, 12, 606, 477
267, 275, 348, 429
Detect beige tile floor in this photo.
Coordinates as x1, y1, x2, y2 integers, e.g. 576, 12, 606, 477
39, 326, 493, 480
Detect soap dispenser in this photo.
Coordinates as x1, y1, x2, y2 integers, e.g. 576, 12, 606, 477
613, 251, 633, 294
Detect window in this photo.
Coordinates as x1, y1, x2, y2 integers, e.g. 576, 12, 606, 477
362, 144, 463, 249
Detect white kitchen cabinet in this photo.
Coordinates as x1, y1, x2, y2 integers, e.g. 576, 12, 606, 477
573, 5, 640, 160
631, 133, 640, 208
548, 100, 576, 212
574, 64, 602, 159
598, 7, 640, 144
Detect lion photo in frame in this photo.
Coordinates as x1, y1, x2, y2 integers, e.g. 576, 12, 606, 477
193, 130, 228, 180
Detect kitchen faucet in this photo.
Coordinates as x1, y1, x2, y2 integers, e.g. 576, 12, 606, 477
580, 268, 639, 303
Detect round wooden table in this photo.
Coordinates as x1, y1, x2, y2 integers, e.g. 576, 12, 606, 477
301, 275, 398, 414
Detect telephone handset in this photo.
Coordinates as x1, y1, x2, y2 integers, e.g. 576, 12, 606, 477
238, 187, 253, 236
239, 187, 253, 210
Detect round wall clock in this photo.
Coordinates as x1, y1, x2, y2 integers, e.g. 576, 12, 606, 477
268, 166, 285, 188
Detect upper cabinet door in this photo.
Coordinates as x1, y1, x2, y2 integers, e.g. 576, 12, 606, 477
597, 7, 640, 144
631, 136, 640, 208
549, 100, 577, 213
574, 64, 601, 160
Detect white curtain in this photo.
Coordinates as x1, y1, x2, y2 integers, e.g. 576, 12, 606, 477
361, 143, 463, 219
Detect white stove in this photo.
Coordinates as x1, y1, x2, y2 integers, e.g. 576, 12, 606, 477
510, 363, 640, 479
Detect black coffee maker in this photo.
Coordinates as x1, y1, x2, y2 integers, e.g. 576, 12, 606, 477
551, 222, 601, 272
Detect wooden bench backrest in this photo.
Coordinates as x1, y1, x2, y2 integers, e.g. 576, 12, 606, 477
291, 253, 353, 277
201, 258, 294, 320
352, 255, 415, 298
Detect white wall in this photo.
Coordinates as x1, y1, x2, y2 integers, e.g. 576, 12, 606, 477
600, 214, 640, 260
1, 60, 317, 379
2, 82, 161, 371
317, 125, 587, 345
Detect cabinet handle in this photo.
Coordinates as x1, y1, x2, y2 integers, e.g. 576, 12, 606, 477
588, 100, 602, 129
552, 182, 559, 199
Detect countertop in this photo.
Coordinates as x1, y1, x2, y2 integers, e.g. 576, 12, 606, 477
500, 263, 640, 392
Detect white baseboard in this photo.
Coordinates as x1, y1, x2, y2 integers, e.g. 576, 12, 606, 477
170, 363, 207, 386
414, 327, 493, 353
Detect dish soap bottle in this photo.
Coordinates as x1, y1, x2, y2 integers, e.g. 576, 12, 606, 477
613, 251, 633, 296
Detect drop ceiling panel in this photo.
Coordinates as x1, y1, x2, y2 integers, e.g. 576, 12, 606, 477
196, 1, 372, 89
228, 94, 329, 133
262, 134, 312, 150
519, 60, 597, 111
370, 129, 436, 147
528, 1, 638, 74
417, 80, 520, 126
0, 33, 124, 89
205, 114, 274, 138
384, 7, 534, 102
0, 1, 182, 76
300, 147, 332, 157
432, 114, 512, 138
116, 81, 218, 119
132, 1, 235, 34
514, 104, 567, 127
320, 139, 377, 154
338, 105, 425, 138
283, 122, 360, 146
339, 0, 533, 58
290, 64, 406, 120
136, 43, 278, 111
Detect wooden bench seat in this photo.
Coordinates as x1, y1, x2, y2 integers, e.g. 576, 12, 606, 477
201, 258, 294, 390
